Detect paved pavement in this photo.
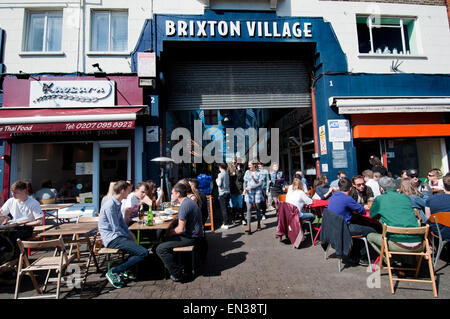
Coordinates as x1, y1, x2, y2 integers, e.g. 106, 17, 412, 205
1, 208, 449, 300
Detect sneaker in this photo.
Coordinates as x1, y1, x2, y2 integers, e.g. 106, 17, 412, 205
221, 224, 229, 230
170, 274, 182, 282
120, 270, 136, 280
262, 215, 266, 220
242, 220, 247, 225
106, 270, 125, 288
358, 258, 370, 267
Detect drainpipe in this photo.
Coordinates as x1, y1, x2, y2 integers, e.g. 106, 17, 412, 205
311, 86, 320, 177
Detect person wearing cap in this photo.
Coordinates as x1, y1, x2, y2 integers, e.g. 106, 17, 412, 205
407, 169, 431, 201
368, 176, 424, 265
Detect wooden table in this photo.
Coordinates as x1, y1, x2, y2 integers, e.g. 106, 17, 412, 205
40, 203, 75, 226
37, 222, 100, 272
128, 214, 178, 245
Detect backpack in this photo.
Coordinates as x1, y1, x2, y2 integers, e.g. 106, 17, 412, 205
197, 174, 212, 195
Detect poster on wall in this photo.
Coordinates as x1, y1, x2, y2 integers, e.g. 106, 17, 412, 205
328, 119, 351, 142
146, 126, 159, 142
138, 52, 156, 78
76, 162, 93, 175
319, 125, 327, 155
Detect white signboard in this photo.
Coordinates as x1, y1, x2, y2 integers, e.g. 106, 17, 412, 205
146, 126, 159, 142
138, 52, 156, 78
327, 119, 351, 142
30, 81, 115, 107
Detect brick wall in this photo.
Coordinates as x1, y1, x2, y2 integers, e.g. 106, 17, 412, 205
320, 0, 446, 5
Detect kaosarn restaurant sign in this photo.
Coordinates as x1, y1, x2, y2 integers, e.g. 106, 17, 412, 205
29, 80, 115, 107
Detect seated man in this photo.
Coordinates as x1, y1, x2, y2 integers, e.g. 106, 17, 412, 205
368, 176, 423, 264
328, 178, 377, 265
121, 182, 150, 225
156, 181, 204, 282
98, 180, 150, 289
330, 171, 346, 189
425, 174, 450, 240
362, 170, 381, 198
34, 179, 58, 202
0, 181, 44, 259
349, 175, 374, 209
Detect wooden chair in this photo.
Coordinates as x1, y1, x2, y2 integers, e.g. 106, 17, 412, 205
430, 212, 450, 271
378, 223, 437, 298
39, 198, 56, 205
414, 208, 425, 226
203, 195, 215, 232
15, 237, 75, 299
68, 216, 100, 273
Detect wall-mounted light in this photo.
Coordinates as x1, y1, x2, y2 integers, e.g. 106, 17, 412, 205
92, 63, 106, 77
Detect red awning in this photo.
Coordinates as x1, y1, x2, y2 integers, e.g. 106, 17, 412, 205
0, 107, 144, 138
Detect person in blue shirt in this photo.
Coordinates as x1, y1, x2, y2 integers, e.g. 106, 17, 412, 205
327, 177, 378, 266
98, 180, 150, 289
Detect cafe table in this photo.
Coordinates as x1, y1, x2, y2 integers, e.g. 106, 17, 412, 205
128, 213, 178, 245
39, 203, 75, 226
36, 222, 100, 273
306, 199, 329, 246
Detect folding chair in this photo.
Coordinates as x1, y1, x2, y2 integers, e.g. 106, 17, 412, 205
378, 224, 437, 298
430, 212, 450, 271
68, 216, 100, 273
15, 237, 75, 299
324, 234, 372, 272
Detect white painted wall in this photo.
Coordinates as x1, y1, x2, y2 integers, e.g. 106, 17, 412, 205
0, 0, 151, 74
0, 0, 449, 75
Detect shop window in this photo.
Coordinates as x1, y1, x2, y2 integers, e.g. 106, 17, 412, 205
91, 10, 128, 52
356, 16, 418, 55
24, 10, 63, 52
16, 143, 93, 203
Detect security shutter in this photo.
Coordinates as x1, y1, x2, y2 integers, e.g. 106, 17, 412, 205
166, 59, 311, 110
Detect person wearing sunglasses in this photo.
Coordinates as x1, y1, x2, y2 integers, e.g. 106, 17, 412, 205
407, 169, 432, 201
349, 175, 375, 210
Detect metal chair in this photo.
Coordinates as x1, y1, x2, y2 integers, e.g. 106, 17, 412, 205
430, 212, 450, 271
378, 223, 437, 298
15, 237, 75, 299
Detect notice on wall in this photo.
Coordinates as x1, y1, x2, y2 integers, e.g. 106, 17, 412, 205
76, 162, 93, 175
328, 119, 351, 142
138, 52, 156, 78
332, 150, 348, 169
321, 163, 329, 173
332, 142, 344, 150
319, 125, 327, 155
146, 126, 159, 142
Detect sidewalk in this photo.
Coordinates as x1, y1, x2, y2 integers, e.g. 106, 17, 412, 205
1, 209, 448, 299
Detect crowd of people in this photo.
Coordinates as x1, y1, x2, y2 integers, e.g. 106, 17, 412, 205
1, 153, 449, 290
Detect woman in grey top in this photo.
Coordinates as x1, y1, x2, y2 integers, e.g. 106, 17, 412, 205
243, 160, 264, 234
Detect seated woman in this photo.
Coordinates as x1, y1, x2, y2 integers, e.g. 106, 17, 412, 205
286, 175, 315, 222
398, 178, 427, 223
141, 180, 164, 210
313, 174, 336, 200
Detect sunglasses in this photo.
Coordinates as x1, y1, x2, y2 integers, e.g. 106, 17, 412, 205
410, 175, 418, 178
355, 183, 365, 187
428, 174, 435, 177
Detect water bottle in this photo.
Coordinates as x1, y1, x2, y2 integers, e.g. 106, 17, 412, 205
147, 205, 153, 226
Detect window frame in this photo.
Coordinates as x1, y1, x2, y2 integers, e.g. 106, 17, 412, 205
356, 15, 421, 57
24, 10, 63, 53
90, 9, 128, 53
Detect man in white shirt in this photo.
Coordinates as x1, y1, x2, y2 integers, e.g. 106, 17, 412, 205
0, 181, 44, 259
362, 170, 381, 198
121, 182, 149, 225
330, 171, 346, 189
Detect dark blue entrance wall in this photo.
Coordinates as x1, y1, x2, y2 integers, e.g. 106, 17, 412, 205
314, 73, 450, 180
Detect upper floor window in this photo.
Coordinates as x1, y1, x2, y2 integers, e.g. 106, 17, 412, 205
91, 10, 128, 52
25, 11, 63, 52
356, 16, 418, 55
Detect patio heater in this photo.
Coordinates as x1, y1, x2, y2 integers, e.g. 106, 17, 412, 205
150, 156, 175, 202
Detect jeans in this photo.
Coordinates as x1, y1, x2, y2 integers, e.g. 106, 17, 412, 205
300, 212, 316, 221
218, 193, 231, 225
246, 201, 264, 226
348, 223, 378, 259
156, 235, 197, 278
107, 236, 149, 274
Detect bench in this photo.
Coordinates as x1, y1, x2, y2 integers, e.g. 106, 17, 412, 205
173, 245, 196, 276
98, 248, 122, 272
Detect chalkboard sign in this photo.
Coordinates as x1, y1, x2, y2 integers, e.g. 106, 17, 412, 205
204, 195, 215, 232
